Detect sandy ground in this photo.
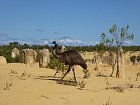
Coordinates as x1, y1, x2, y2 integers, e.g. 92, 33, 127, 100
0, 63, 140, 105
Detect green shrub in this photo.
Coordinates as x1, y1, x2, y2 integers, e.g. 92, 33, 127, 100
48, 55, 68, 73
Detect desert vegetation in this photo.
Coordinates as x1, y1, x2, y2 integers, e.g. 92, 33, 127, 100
0, 42, 140, 63
0, 25, 140, 105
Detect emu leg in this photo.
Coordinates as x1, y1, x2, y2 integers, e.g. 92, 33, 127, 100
72, 67, 76, 82
60, 66, 71, 81
53, 71, 58, 78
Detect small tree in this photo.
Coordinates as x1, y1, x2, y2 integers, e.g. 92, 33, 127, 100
100, 24, 134, 78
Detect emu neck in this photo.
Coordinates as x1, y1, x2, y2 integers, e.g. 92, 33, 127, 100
52, 44, 63, 61
52, 49, 61, 59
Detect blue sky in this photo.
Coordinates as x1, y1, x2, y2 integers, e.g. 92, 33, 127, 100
0, 0, 140, 45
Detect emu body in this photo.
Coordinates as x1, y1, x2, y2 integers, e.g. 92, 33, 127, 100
52, 41, 87, 82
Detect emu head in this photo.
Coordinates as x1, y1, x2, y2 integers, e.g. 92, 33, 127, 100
51, 41, 58, 50
51, 41, 57, 45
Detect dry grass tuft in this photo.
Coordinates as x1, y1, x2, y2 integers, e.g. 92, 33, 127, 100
83, 69, 90, 79
9, 69, 18, 74
3, 81, 13, 90
79, 80, 86, 89
103, 97, 112, 105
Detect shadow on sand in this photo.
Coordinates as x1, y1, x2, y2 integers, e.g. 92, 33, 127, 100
35, 76, 78, 86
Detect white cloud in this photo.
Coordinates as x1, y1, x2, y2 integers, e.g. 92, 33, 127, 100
59, 38, 82, 43
124, 40, 132, 45
124, 40, 137, 46
0, 36, 101, 46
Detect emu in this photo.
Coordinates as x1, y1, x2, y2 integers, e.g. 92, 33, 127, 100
51, 41, 87, 82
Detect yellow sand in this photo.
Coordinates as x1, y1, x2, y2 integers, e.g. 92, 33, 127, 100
0, 63, 140, 105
